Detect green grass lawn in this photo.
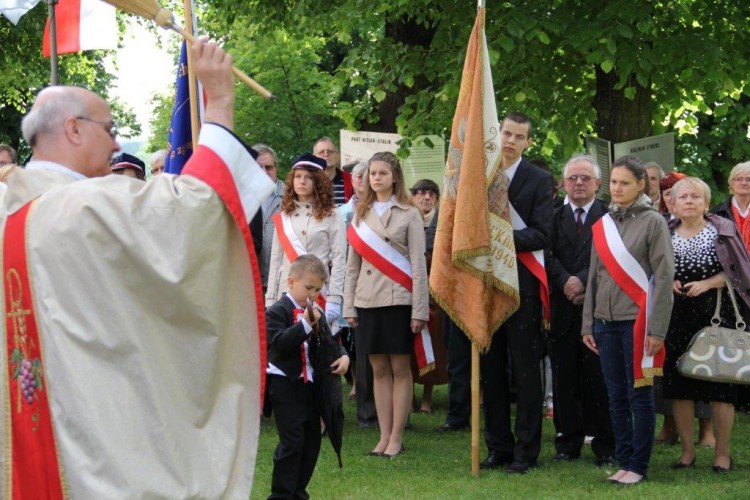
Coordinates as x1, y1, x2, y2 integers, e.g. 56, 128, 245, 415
251, 384, 749, 499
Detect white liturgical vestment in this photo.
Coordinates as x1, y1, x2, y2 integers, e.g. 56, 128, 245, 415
0, 124, 274, 498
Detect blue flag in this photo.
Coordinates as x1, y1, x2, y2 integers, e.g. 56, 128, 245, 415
165, 41, 193, 174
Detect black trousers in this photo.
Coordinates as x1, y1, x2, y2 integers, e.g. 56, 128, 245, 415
547, 311, 614, 458
268, 376, 321, 500
481, 296, 543, 463
444, 313, 471, 426
353, 326, 377, 426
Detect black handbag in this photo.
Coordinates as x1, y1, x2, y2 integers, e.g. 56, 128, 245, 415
677, 275, 750, 385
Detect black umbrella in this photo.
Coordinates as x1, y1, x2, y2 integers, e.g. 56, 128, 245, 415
307, 299, 344, 468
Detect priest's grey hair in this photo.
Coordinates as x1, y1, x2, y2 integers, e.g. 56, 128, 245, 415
22, 88, 88, 148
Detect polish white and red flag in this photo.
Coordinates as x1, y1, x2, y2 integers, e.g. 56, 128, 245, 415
42, 0, 117, 57
0, 0, 41, 24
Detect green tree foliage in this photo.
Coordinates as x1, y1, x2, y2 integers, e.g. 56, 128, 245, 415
146, 92, 175, 153
224, 27, 344, 169
198, 0, 750, 195
146, 14, 344, 169
1, 7, 139, 160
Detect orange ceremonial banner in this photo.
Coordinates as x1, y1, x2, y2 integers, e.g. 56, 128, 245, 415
429, 6, 519, 351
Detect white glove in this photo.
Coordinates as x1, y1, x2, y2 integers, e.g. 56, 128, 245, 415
325, 302, 341, 326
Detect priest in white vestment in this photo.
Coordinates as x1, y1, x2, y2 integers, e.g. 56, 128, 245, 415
0, 39, 273, 498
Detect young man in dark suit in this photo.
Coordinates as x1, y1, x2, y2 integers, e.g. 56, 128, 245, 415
480, 112, 554, 473
546, 154, 615, 466
266, 255, 349, 499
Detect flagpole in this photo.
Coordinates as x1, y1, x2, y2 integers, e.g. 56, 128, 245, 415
472, 0, 485, 478
47, 0, 59, 85
471, 344, 480, 477
183, 0, 199, 149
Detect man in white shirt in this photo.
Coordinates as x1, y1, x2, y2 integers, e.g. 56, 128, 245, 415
546, 154, 614, 466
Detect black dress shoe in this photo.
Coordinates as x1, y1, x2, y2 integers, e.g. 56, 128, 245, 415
712, 458, 732, 473
670, 457, 695, 469
437, 422, 468, 432
595, 455, 617, 467
553, 452, 580, 462
479, 452, 514, 469
384, 446, 405, 459
505, 460, 536, 474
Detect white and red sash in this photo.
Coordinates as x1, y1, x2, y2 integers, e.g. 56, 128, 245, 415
508, 203, 550, 329
592, 214, 663, 387
273, 212, 306, 262
272, 212, 327, 308
292, 308, 313, 383
347, 219, 434, 373
4, 200, 66, 499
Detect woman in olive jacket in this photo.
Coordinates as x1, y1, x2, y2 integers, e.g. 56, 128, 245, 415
581, 156, 675, 485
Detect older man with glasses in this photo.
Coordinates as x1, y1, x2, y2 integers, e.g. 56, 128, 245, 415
1, 39, 273, 498
149, 149, 167, 176
546, 154, 615, 467
254, 143, 286, 292
313, 136, 352, 206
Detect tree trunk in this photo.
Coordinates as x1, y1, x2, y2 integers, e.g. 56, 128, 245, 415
367, 15, 436, 133
593, 67, 653, 143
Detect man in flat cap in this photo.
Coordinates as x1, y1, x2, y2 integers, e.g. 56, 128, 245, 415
110, 152, 146, 180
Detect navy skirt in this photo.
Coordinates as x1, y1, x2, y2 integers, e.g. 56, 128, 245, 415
356, 306, 413, 355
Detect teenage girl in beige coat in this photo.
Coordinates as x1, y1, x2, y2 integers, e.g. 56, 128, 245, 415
345, 152, 429, 458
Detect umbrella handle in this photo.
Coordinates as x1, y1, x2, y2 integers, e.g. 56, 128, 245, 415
306, 299, 321, 336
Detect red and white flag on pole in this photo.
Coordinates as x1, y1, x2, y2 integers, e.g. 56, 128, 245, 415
42, 0, 117, 57
0, 0, 42, 24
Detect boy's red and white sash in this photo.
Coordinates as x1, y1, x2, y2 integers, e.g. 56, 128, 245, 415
347, 220, 434, 373
508, 203, 550, 329
592, 214, 663, 387
272, 213, 327, 308
3, 200, 66, 499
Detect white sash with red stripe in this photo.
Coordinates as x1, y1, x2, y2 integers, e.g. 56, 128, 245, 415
272, 212, 328, 308
347, 220, 435, 373
592, 214, 662, 386
508, 203, 550, 328
273, 213, 306, 262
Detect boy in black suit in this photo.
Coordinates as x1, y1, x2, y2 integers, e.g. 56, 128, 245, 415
266, 254, 349, 499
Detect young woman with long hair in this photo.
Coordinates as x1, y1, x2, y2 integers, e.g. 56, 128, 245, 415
265, 153, 347, 326
344, 152, 429, 458
582, 155, 675, 485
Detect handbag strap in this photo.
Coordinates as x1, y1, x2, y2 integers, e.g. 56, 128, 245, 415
719, 273, 746, 330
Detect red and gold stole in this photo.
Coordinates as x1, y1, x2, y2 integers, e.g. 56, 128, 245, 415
4, 200, 65, 499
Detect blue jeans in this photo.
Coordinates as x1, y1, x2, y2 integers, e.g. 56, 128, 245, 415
594, 319, 655, 476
